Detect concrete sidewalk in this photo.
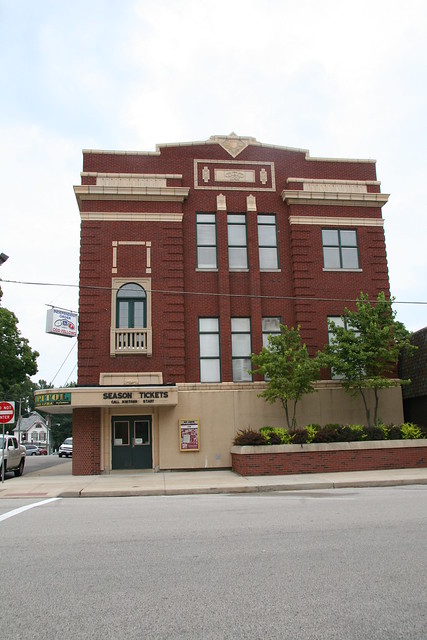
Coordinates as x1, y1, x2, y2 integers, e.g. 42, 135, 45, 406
1, 462, 427, 498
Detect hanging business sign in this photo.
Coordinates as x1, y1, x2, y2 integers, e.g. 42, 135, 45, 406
46, 308, 78, 338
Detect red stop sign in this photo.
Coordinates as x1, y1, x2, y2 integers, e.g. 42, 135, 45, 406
0, 402, 15, 424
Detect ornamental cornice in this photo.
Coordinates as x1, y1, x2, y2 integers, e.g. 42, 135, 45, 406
281, 190, 389, 207
74, 185, 189, 206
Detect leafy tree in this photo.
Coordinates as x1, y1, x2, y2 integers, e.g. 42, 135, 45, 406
49, 415, 73, 449
0, 289, 39, 404
321, 292, 416, 427
251, 325, 320, 431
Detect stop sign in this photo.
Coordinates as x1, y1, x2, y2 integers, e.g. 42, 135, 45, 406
0, 401, 15, 424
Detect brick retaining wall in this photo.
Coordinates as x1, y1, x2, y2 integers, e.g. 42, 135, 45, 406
231, 441, 427, 476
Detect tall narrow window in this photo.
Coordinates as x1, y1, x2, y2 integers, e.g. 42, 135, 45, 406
227, 214, 248, 269
231, 318, 252, 382
116, 283, 146, 328
327, 316, 357, 379
199, 318, 221, 382
262, 317, 281, 348
197, 213, 217, 269
322, 229, 359, 269
258, 215, 278, 270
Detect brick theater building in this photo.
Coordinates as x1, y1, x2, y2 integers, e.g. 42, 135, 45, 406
35, 133, 403, 475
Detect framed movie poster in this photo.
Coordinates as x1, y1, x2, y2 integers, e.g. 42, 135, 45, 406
179, 419, 200, 451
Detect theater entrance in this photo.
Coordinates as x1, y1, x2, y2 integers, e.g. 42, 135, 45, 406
111, 416, 152, 470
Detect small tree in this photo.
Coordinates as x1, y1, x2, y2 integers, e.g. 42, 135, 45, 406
322, 292, 416, 427
251, 325, 320, 431
0, 289, 39, 401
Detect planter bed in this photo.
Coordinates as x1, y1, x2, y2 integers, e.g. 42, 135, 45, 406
231, 439, 427, 476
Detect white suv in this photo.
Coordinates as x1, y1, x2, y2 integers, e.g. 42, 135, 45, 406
58, 437, 73, 458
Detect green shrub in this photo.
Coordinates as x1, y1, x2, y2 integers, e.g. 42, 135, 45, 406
400, 422, 424, 440
387, 425, 403, 440
260, 426, 293, 444
312, 425, 342, 443
233, 429, 269, 446
363, 424, 387, 441
292, 429, 309, 444
336, 425, 362, 442
305, 424, 321, 443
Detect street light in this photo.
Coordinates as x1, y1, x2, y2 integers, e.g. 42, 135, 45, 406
0, 253, 8, 265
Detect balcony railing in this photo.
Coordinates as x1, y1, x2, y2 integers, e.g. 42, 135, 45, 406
111, 328, 152, 356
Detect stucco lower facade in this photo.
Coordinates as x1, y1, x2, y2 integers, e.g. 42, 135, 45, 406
35, 380, 404, 475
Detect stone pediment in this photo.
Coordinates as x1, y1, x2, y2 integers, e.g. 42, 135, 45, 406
209, 133, 257, 158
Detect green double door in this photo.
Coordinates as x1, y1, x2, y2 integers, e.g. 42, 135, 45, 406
112, 416, 152, 470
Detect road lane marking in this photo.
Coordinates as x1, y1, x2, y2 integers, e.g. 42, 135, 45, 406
0, 497, 61, 522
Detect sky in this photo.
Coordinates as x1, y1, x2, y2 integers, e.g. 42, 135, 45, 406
0, 0, 426, 387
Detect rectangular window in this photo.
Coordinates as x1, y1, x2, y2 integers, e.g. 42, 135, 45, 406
262, 317, 281, 348
228, 214, 248, 269
197, 213, 217, 269
322, 229, 360, 269
199, 318, 221, 382
231, 318, 252, 382
327, 316, 359, 379
258, 215, 278, 270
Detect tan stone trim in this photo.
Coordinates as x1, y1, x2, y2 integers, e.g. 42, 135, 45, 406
289, 216, 384, 227
80, 213, 183, 222
231, 439, 427, 454
82, 149, 160, 156
305, 156, 376, 163
74, 185, 189, 205
287, 178, 380, 186
194, 159, 276, 192
81, 172, 183, 179
282, 190, 389, 207
100, 372, 163, 385
82, 138, 376, 165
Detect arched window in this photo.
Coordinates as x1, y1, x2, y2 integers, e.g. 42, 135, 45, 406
116, 283, 146, 329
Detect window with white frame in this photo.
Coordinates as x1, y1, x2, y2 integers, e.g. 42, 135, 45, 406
110, 278, 152, 356
227, 214, 248, 269
116, 283, 146, 329
196, 213, 217, 269
262, 317, 281, 348
322, 229, 360, 269
199, 318, 221, 382
257, 215, 278, 269
231, 318, 252, 382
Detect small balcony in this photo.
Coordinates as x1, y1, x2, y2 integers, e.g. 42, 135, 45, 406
110, 328, 152, 357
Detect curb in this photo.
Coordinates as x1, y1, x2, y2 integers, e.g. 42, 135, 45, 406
52, 477, 427, 498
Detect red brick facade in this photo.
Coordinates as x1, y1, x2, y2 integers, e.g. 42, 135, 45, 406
70, 134, 392, 474
76, 135, 390, 385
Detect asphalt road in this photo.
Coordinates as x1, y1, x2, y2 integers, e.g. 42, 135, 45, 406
1, 487, 426, 639
23, 453, 71, 474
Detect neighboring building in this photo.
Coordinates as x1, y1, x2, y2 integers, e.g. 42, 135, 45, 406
35, 133, 403, 475
399, 327, 427, 429
13, 411, 48, 450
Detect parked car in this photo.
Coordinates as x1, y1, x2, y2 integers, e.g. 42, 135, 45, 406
25, 444, 41, 456
58, 437, 72, 458
1, 435, 26, 477
38, 448, 48, 455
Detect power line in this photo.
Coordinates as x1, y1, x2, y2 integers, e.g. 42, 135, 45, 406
1, 277, 427, 306
49, 340, 77, 386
